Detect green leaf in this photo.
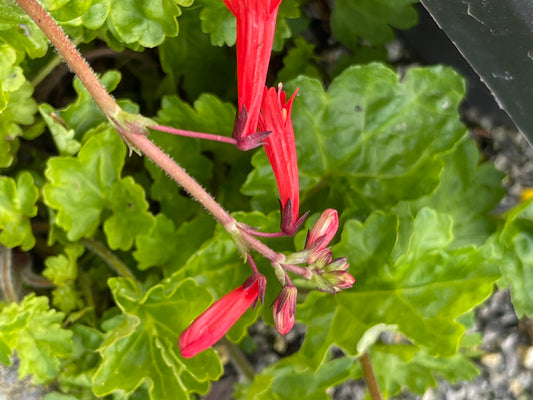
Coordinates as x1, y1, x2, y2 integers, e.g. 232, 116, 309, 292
243, 64, 467, 216
92, 277, 223, 399
0, 294, 73, 384
158, 8, 236, 100
235, 355, 354, 400
103, 0, 186, 48
198, 0, 300, 50
103, 176, 155, 251
48, 323, 104, 399
277, 37, 321, 83
39, 103, 81, 156
43, 244, 85, 313
134, 214, 215, 273
0, 23, 48, 59
0, 43, 37, 167
368, 343, 479, 397
395, 138, 505, 248
59, 71, 125, 136
43, 126, 125, 241
0, 171, 39, 250
331, 0, 418, 49
495, 199, 533, 316
43, 125, 154, 250
297, 208, 499, 369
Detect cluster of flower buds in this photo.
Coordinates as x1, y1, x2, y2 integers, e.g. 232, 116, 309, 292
304, 209, 355, 294
177, 0, 354, 359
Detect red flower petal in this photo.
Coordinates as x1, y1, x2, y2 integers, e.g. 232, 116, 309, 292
179, 274, 265, 358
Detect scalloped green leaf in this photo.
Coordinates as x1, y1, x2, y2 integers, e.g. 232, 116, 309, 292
103, 0, 187, 48
43, 244, 85, 313
495, 199, 533, 317
39, 103, 81, 156
395, 138, 506, 249
235, 355, 354, 400
0, 294, 73, 384
0, 171, 39, 250
363, 342, 480, 398
43, 127, 126, 241
92, 277, 223, 400
0, 23, 48, 59
134, 214, 215, 273
277, 36, 321, 83
297, 208, 499, 369
158, 8, 236, 100
331, 0, 418, 49
103, 176, 155, 251
243, 64, 467, 217
0, 43, 37, 167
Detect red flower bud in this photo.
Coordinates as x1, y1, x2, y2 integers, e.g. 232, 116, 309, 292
179, 274, 266, 358
272, 286, 297, 335
305, 209, 339, 252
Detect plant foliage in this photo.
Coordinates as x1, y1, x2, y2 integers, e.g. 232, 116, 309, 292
0, 0, 526, 399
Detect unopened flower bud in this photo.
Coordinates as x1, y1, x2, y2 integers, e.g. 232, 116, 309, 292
322, 270, 355, 292
272, 286, 297, 335
305, 209, 339, 252
325, 257, 349, 272
307, 247, 332, 268
311, 273, 336, 294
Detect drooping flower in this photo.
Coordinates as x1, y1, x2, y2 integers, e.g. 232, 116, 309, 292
259, 84, 303, 235
179, 274, 266, 358
222, 0, 283, 144
272, 285, 297, 335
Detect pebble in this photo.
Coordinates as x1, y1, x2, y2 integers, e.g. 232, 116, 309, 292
523, 347, 533, 370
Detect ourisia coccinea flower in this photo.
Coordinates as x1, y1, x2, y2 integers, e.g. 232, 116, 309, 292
222, 0, 283, 142
179, 274, 266, 358
272, 285, 297, 335
259, 85, 302, 234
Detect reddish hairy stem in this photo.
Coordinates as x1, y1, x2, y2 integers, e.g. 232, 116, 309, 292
15, 0, 121, 118
126, 133, 235, 227
150, 125, 237, 146
15, 0, 236, 229
16, 0, 299, 281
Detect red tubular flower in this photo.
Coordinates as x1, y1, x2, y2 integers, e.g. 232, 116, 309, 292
259, 85, 302, 235
222, 0, 283, 142
272, 285, 297, 335
179, 274, 266, 358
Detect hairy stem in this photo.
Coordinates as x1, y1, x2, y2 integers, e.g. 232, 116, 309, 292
81, 238, 141, 291
360, 352, 383, 400
126, 133, 235, 227
15, 0, 121, 118
150, 125, 237, 146
0, 246, 18, 303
